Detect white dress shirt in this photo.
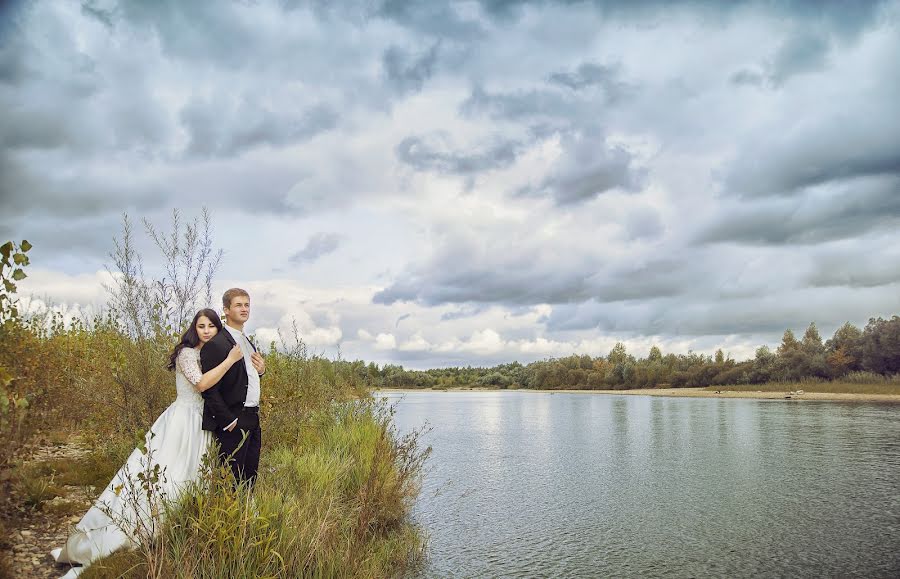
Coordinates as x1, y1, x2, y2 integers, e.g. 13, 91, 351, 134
224, 324, 261, 408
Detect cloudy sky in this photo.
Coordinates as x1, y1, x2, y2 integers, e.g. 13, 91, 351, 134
2, 0, 899, 368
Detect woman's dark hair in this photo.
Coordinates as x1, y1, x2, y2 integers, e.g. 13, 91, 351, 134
168, 308, 223, 371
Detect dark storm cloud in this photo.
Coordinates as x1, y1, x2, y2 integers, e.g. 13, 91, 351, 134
376, 0, 487, 40
517, 132, 646, 205
288, 233, 342, 265
382, 43, 440, 94
726, 150, 900, 199
373, 238, 599, 306
542, 293, 870, 336
0, 5, 173, 160
0, 154, 165, 219
80, 0, 115, 28
731, 31, 831, 89
620, 207, 664, 242
697, 176, 900, 245
767, 31, 831, 86
729, 69, 764, 87
440, 305, 490, 321
0, 15, 32, 85
0, 212, 129, 262
458, 62, 632, 166
180, 99, 338, 158
547, 62, 630, 101
461, 85, 574, 122
374, 235, 694, 307
590, 259, 696, 303
380, 0, 890, 42
116, 1, 261, 68
0, 0, 336, 225
807, 250, 900, 289
396, 134, 523, 176
723, 90, 900, 198
459, 72, 628, 128
373, 264, 595, 306
520, 146, 643, 204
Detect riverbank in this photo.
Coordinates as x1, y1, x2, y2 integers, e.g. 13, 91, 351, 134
375, 386, 900, 402
1, 400, 429, 579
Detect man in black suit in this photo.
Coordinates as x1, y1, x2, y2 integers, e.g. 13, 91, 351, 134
200, 288, 266, 486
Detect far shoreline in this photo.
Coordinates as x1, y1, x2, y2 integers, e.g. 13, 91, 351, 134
373, 386, 900, 403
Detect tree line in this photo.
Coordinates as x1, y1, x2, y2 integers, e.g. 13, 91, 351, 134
362, 318, 900, 390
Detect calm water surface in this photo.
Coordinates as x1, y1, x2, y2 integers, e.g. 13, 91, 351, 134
382, 391, 900, 578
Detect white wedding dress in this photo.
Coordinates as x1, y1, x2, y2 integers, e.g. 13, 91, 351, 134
51, 347, 213, 578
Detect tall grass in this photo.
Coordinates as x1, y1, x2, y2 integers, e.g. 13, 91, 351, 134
79, 399, 428, 579
0, 308, 429, 578
12, 320, 428, 579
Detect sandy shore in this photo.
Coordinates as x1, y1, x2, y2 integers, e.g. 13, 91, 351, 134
375, 387, 900, 402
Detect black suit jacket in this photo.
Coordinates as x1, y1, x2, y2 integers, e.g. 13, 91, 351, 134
199, 327, 257, 431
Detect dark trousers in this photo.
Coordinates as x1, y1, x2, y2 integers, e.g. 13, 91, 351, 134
214, 409, 262, 488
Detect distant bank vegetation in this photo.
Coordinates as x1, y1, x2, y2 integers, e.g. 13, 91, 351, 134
364, 318, 900, 392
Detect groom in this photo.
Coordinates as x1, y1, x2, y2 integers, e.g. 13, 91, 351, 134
200, 288, 266, 486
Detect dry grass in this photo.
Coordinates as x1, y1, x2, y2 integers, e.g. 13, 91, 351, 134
15, 470, 64, 510
41, 497, 89, 518
81, 550, 146, 579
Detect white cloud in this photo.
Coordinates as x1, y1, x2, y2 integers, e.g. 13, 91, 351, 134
399, 333, 431, 351
374, 333, 398, 350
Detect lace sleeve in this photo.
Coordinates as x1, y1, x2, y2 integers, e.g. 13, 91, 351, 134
177, 347, 203, 386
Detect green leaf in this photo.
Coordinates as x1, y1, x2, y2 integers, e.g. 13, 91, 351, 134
0, 366, 13, 388
2, 280, 13, 292
13, 253, 27, 265
12, 269, 26, 281
20, 240, 32, 252
0, 242, 11, 260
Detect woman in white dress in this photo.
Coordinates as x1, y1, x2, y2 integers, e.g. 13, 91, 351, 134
52, 308, 243, 578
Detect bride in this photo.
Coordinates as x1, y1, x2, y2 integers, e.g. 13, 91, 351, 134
52, 308, 243, 577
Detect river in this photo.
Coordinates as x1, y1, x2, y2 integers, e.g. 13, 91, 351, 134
382, 391, 900, 578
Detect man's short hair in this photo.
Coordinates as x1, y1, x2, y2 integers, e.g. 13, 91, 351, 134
222, 288, 250, 309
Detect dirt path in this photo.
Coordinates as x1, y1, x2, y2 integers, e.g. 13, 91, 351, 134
1, 439, 95, 579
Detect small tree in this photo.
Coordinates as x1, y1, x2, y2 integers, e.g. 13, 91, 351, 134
777, 329, 800, 356
106, 209, 222, 339
826, 322, 863, 373
0, 239, 31, 323
801, 322, 825, 356
0, 240, 32, 467
144, 208, 223, 332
